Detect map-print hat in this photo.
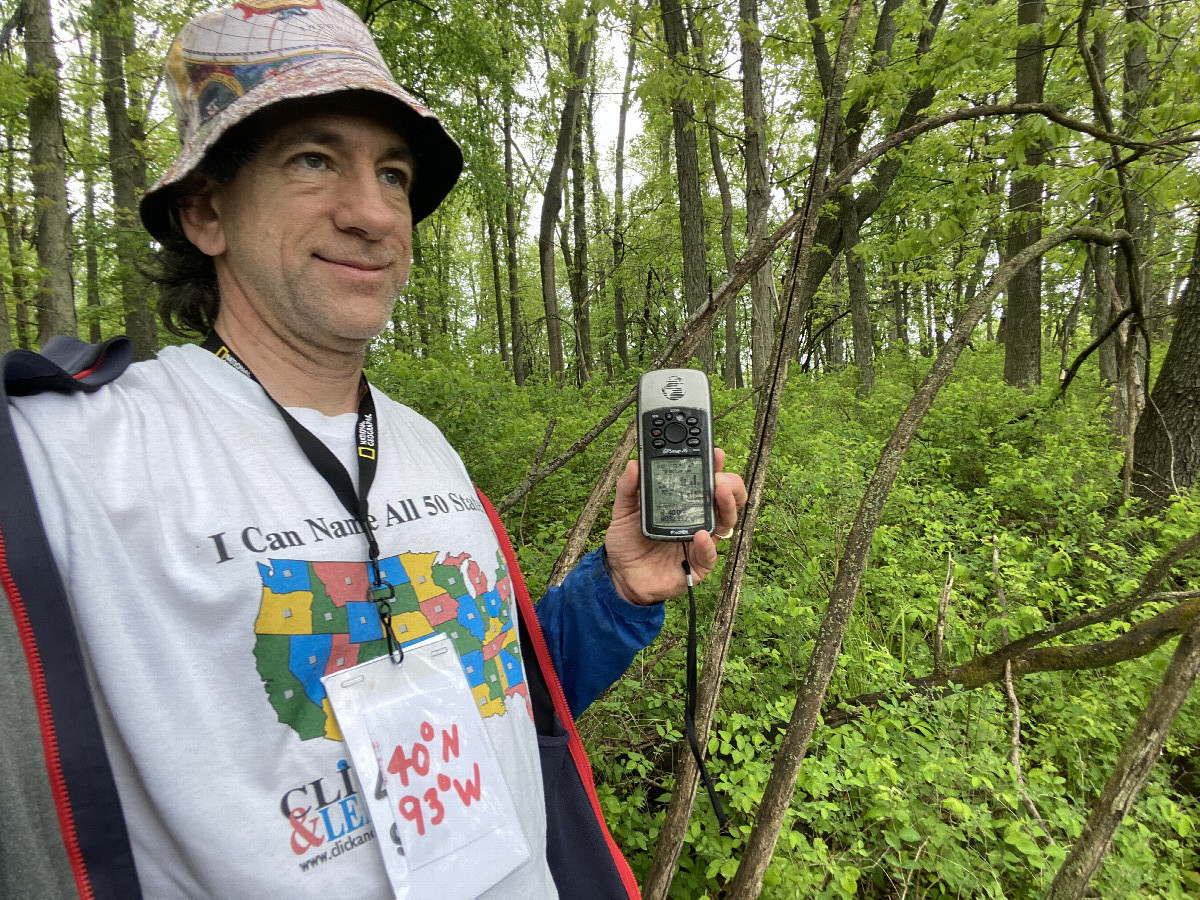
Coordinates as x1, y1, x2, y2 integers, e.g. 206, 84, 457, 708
140, 0, 462, 242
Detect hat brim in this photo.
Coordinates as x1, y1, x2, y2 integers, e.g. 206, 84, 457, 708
139, 56, 462, 243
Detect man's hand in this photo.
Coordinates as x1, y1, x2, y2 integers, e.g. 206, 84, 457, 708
604, 448, 748, 606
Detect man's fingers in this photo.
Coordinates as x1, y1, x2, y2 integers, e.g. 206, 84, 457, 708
691, 530, 718, 572
615, 459, 640, 507
712, 471, 747, 537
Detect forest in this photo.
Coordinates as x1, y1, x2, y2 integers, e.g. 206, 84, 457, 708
3, 0, 1199, 896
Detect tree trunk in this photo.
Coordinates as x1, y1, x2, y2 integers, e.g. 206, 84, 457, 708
691, 10, 741, 387
1132, 219, 1200, 510
740, 0, 775, 389
890, 253, 907, 349
1090, 242, 1120, 385
569, 66, 592, 383
0, 272, 10, 353
612, 20, 636, 371
411, 227, 430, 355
502, 83, 525, 385
472, 83, 508, 370
96, 0, 155, 359
831, 119, 872, 387
485, 207, 508, 366
796, 0, 945, 340
1113, 0, 1152, 432
24, 0, 77, 344
538, 22, 592, 381
660, 0, 712, 373
3, 127, 32, 351
826, 257, 846, 368
82, 101, 102, 344
843, 201, 873, 391
1060, 263, 1087, 379
1079, 20, 1122, 395
1002, 0, 1047, 387
585, 82, 610, 375
71, 25, 102, 345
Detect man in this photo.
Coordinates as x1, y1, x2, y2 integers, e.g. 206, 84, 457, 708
1, 2, 746, 898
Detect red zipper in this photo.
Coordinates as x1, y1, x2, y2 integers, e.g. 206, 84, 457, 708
0, 526, 95, 899
71, 350, 106, 382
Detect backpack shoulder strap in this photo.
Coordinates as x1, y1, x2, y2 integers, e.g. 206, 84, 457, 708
0, 336, 142, 900
476, 488, 641, 899
4, 335, 132, 396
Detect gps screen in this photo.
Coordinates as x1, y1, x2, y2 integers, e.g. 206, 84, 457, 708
651, 457, 705, 527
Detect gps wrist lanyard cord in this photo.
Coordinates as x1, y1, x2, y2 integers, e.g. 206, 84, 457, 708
681, 541, 730, 831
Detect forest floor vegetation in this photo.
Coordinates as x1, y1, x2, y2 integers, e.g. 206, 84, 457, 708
370, 343, 1199, 899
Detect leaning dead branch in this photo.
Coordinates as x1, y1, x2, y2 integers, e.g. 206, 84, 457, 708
1046, 614, 1200, 900
1056, 304, 1135, 400
824, 591, 1200, 728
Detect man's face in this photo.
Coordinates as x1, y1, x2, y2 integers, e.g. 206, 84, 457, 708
189, 104, 415, 354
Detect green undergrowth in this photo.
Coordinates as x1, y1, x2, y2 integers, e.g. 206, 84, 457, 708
370, 344, 1199, 899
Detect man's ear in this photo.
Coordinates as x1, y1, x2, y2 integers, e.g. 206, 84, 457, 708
177, 181, 227, 257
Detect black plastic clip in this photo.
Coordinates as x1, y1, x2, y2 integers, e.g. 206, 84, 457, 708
369, 582, 403, 665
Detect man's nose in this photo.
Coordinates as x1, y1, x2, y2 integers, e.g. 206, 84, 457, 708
333, 168, 406, 239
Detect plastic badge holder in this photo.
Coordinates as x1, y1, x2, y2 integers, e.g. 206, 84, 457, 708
323, 634, 529, 899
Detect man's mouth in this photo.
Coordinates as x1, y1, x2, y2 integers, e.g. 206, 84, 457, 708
316, 254, 390, 272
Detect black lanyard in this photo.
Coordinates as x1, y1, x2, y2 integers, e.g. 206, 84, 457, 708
202, 331, 401, 661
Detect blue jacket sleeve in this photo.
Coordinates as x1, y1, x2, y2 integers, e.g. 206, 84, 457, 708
534, 547, 665, 718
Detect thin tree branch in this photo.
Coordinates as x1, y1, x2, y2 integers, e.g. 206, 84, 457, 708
1004, 659, 1053, 841
1056, 305, 1135, 400
995, 536, 1052, 842
933, 551, 953, 678
497, 394, 634, 513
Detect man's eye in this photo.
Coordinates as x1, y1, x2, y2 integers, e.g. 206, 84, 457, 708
299, 153, 325, 170
380, 169, 410, 189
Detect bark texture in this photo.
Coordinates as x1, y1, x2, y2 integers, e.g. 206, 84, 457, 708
1132, 219, 1200, 509
24, 0, 77, 343
2, 130, 32, 350
660, 0, 713, 372
97, 0, 155, 359
691, 12, 741, 387
740, 0, 775, 389
1003, 0, 1046, 388
538, 23, 591, 379
502, 84, 525, 385
612, 22, 637, 370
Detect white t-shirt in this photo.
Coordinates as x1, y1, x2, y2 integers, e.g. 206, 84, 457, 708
11, 344, 556, 899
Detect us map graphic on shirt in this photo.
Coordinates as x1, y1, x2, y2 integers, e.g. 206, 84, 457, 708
252, 548, 528, 742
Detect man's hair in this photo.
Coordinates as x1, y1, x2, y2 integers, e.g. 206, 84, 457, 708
151, 119, 263, 338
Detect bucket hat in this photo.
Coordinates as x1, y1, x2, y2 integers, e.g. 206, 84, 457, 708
139, 0, 462, 242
